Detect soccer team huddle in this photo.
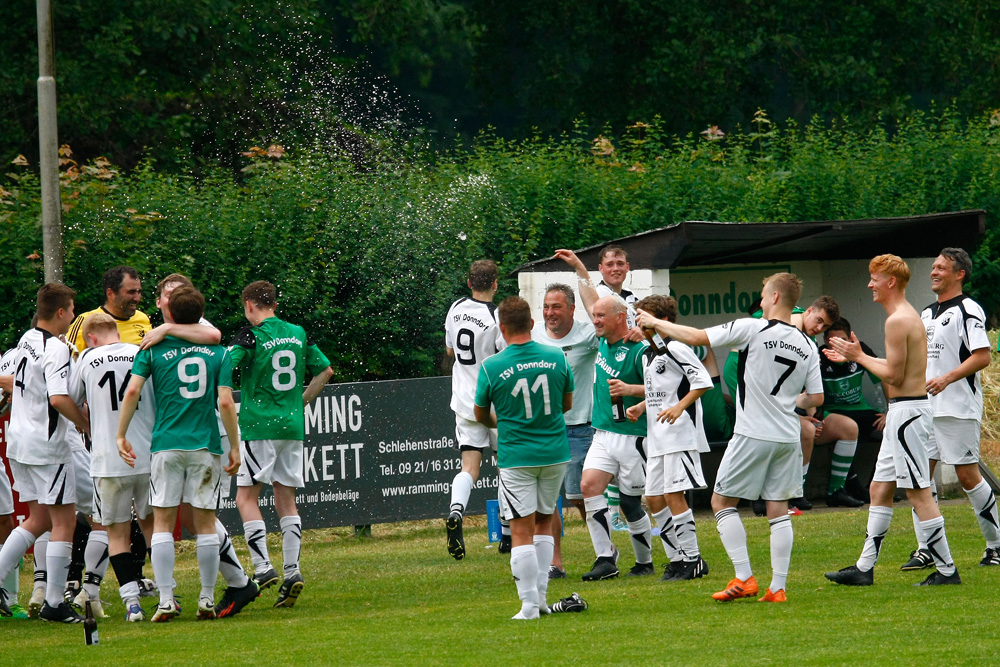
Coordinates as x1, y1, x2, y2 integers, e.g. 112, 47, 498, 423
444, 246, 998, 618
0, 267, 332, 623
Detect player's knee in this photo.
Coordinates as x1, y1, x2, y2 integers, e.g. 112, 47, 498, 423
618, 493, 644, 522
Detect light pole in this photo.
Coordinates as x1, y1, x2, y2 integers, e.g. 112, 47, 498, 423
37, 0, 63, 283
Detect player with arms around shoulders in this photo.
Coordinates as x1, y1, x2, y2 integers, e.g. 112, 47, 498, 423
474, 296, 582, 618
626, 295, 713, 582
825, 254, 960, 586
638, 272, 824, 602
117, 286, 241, 621
230, 281, 333, 608
69, 313, 156, 621
444, 260, 506, 560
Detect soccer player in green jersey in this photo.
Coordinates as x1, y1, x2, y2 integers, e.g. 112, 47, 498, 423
116, 286, 241, 621
474, 297, 580, 619
230, 281, 333, 608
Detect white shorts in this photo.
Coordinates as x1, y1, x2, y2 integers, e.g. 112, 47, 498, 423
217, 436, 234, 501
646, 450, 707, 496
93, 474, 151, 525
714, 434, 802, 501
455, 415, 498, 452
0, 457, 14, 515
873, 398, 932, 489
237, 439, 304, 488
497, 463, 568, 520
583, 430, 647, 496
73, 448, 94, 517
150, 449, 222, 510
926, 416, 980, 466
11, 460, 77, 506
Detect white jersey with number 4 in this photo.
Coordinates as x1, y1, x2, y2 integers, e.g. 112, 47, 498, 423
70, 342, 156, 476
921, 295, 989, 422
706, 318, 822, 443
445, 297, 505, 421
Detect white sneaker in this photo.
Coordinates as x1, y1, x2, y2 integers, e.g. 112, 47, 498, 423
72, 588, 105, 619
28, 587, 45, 618
124, 601, 145, 622
150, 599, 180, 623
196, 597, 216, 620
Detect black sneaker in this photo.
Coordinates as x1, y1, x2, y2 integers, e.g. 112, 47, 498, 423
253, 567, 281, 591
0, 587, 11, 618
789, 496, 813, 511
217, 578, 260, 618
751, 498, 766, 517
626, 562, 655, 577
548, 565, 567, 580
39, 601, 85, 623
582, 556, 620, 581
825, 565, 874, 586
671, 557, 710, 580
916, 569, 961, 586
660, 561, 683, 581
446, 512, 465, 561
548, 592, 588, 613
274, 571, 304, 608
826, 487, 865, 508
844, 474, 870, 503
979, 547, 1000, 567
498, 534, 512, 555
900, 548, 934, 571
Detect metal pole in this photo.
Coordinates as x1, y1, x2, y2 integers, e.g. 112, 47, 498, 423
37, 0, 63, 284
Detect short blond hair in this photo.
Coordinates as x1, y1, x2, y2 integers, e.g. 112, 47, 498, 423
82, 312, 118, 341
869, 254, 910, 288
762, 272, 802, 309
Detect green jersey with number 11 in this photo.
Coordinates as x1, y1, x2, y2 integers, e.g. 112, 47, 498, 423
228, 316, 331, 441
131, 337, 232, 454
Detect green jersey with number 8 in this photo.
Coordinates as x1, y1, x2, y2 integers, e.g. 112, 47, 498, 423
228, 316, 331, 440
131, 337, 232, 454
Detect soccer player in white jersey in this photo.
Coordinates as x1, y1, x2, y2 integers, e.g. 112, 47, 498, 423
638, 272, 824, 602
0, 284, 91, 622
626, 295, 713, 582
69, 313, 156, 621
0, 348, 29, 618
444, 259, 506, 560
825, 254, 960, 586
900, 248, 998, 569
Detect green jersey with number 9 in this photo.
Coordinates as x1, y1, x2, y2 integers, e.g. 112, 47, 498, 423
228, 316, 331, 440
131, 336, 232, 454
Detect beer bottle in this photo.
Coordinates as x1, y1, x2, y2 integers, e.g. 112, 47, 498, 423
611, 395, 626, 422
643, 327, 668, 355
85, 600, 99, 645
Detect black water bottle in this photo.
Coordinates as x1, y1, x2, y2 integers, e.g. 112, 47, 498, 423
85, 600, 99, 645
611, 395, 626, 423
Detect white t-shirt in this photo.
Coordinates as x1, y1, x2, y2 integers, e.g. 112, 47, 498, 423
445, 297, 505, 421
642, 341, 713, 456
922, 295, 990, 421
0, 347, 16, 402
7, 328, 78, 465
531, 318, 599, 426
70, 342, 155, 476
596, 283, 638, 329
706, 318, 822, 443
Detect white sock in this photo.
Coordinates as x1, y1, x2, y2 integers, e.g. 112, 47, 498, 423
280, 515, 302, 576
911, 507, 927, 550
0, 526, 34, 586
921, 516, 957, 576
715, 508, 752, 581
33, 531, 49, 591
966, 480, 1000, 548
626, 513, 653, 565
769, 515, 793, 592
510, 545, 539, 619
674, 509, 700, 560
44, 541, 72, 607
584, 495, 614, 558
857, 505, 893, 571
216, 519, 249, 588
83, 530, 110, 597
450, 472, 474, 515
196, 534, 221, 601
533, 535, 554, 612
243, 520, 271, 574
802, 462, 810, 484
652, 508, 679, 561
119, 580, 140, 605
150, 532, 176, 605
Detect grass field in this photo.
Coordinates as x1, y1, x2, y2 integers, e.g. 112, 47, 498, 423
2, 500, 997, 665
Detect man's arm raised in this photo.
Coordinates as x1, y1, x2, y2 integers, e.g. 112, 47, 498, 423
554, 249, 599, 319
635, 309, 710, 347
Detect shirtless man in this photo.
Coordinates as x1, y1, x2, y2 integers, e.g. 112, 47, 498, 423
824, 255, 959, 586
